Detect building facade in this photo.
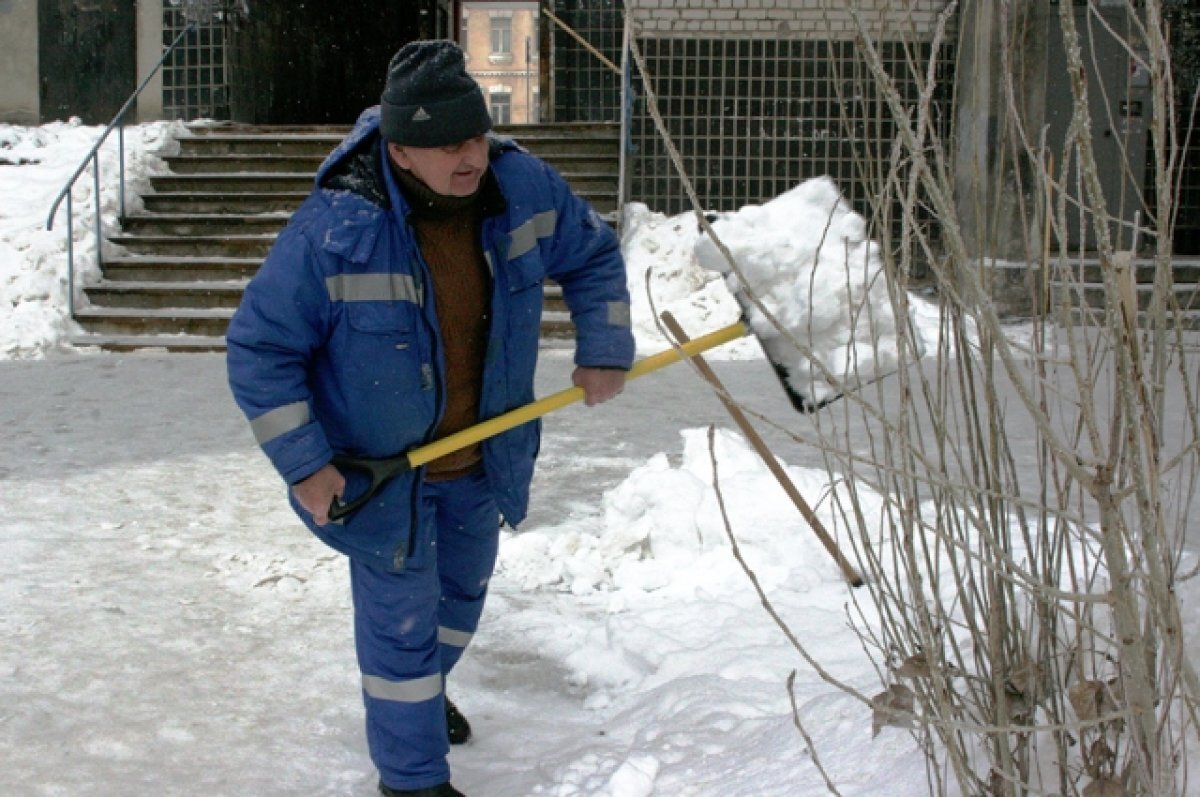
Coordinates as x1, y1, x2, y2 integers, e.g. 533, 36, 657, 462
2, 1, 1195, 256
461, 1, 540, 125
0, 0, 453, 126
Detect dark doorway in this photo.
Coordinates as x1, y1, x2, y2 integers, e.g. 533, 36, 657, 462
1045, 5, 1150, 252
38, 0, 136, 124
225, 0, 436, 125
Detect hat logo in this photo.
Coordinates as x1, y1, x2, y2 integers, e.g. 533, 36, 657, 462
411, 107, 431, 122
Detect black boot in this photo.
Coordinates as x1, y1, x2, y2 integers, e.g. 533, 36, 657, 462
378, 781, 465, 797
445, 698, 472, 745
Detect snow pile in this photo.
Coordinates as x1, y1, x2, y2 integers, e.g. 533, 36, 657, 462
620, 202, 759, 360
695, 176, 923, 407
0, 119, 182, 358
499, 426, 887, 597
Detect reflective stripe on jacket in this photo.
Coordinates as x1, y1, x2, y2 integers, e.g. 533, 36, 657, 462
226, 107, 634, 571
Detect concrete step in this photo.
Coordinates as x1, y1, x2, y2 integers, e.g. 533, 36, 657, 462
72, 306, 234, 337
69, 333, 228, 353
179, 122, 619, 153
164, 154, 326, 174
121, 213, 289, 237
83, 278, 570, 318
141, 192, 310, 214
540, 310, 574, 338
142, 181, 617, 217
1053, 282, 1200, 313
150, 173, 315, 193
69, 324, 576, 353
84, 280, 248, 310
1051, 258, 1200, 284
578, 192, 618, 214
543, 283, 565, 313
101, 255, 262, 282
71, 307, 575, 348
159, 150, 618, 177
109, 234, 277, 258
176, 134, 342, 157
1066, 307, 1200, 330
146, 173, 617, 211
72, 122, 610, 351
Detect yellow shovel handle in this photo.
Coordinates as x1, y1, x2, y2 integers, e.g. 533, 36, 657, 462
408, 320, 748, 468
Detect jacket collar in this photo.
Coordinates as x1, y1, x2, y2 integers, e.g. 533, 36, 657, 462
315, 108, 514, 262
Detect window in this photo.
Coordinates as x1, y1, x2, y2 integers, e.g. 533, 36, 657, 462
161, 6, 229, 120
490, 16, 512, 59
490, 91, 511, 125
527, 22, 538, 61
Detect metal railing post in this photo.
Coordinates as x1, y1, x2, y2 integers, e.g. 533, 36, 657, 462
66, 193, 75, 317
45, 22, 196, 320
118, 122, 127, 219
92, 156, 103, 271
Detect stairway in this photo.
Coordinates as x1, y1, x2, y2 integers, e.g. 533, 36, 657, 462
72, 122, 621, 352
1050, 257, 1200, 330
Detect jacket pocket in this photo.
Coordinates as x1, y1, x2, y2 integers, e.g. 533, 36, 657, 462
340, 301, 423, 392
505, 256, 545, 343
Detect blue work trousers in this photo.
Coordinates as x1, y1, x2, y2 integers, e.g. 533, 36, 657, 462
349, 469, 501, 791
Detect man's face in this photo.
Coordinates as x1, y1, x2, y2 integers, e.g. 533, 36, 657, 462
388, 135, 489, 197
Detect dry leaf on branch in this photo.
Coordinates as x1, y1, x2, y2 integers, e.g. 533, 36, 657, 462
1069, 680, 1105, 722
895, 652, 932, 679
1069, 679, 1122, 723
871, 683, 915, 738
1006, 658, 1046, 701
1084, 737, 1117, 778
1082, 776, 1126, 797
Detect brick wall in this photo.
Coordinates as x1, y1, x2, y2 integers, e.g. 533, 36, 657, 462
625, 0, 954, 40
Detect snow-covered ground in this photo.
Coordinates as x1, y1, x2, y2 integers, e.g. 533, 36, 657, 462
2, 122, 1197, 796
1, 120, 185, 359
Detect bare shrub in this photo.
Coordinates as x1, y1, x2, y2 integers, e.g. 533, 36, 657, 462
630, 1, 1200, 794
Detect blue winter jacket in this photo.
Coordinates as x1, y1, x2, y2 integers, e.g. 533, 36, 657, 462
226, 108, 634, 572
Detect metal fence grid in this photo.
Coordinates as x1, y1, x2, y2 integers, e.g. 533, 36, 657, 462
1153, 95, 1200, 255
1178, 101, 1200, 254
161, 6, 230, 120
629, 36, 954, 238
550, 0, 622, 122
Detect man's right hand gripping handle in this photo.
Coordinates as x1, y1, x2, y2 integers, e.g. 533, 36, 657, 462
291, 463, 346, 526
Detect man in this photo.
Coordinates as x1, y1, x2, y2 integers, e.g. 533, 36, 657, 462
226, 40, 633, 797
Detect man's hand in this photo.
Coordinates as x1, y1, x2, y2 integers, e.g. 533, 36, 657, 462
572, 366, 627, 407
292, 463, 346, 526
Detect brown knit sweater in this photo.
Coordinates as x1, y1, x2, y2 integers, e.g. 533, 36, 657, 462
393, 166, 492, 481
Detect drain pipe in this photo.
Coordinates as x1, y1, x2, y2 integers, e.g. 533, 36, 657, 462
617, 10, 633, 225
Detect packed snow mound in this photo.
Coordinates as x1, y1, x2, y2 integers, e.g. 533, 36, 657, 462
619, 202, 759, 360
499, 426, 889, 597
694, 177, 923, 408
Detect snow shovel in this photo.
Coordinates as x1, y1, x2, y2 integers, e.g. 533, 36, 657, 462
328, 321, 750, 522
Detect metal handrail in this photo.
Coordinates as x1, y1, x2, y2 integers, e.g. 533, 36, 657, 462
45, 22, 196, 317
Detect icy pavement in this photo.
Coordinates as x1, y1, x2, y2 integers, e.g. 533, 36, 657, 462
3, 345, 1199, 796
0, 350, 872, 796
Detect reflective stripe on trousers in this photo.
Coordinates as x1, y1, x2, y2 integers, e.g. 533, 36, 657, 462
350, 469, 501, 791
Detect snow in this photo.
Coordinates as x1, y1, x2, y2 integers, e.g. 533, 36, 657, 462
2, 122, 1197, 796
694, 177, 925, 406
0, 119, 184, 358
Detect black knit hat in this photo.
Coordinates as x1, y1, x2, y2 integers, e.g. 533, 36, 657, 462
380, 40, 493, 147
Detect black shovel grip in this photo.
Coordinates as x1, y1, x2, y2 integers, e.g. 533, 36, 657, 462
327, 453, 413, 523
